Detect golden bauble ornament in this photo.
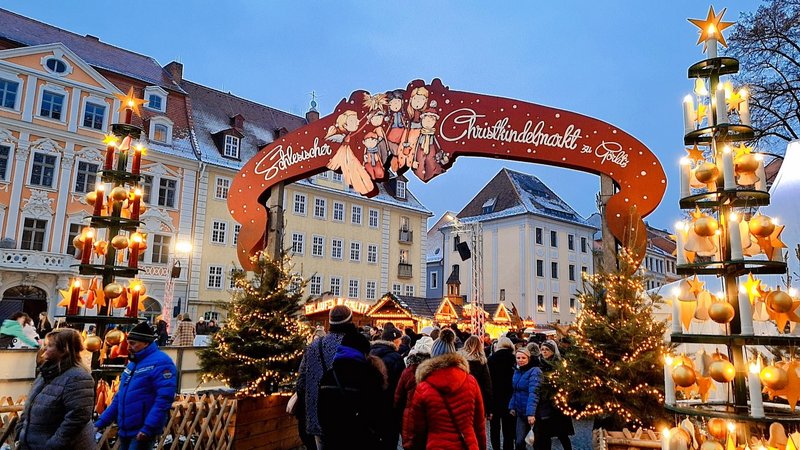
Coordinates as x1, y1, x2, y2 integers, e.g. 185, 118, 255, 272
73, 235, 85, 250
709, 359, 736, 383
110, 235, 129, 250
711, 351, 729, 362
672, 364, 697, 387
700, 441, 724, 450
110, 186, 129, 202
694, 217, 719, 237
760, 365, 789, 390
735, 153, 759, 172
708, 302, 735, 324
749, 215, 775, 238
695, 163, 720, 184
103, 283, 124, 299
767, 288, 794, 314
105, 329, 123, 346
85, 191, 97, 206
85, 335, 102, 352
706, 418, 727, 440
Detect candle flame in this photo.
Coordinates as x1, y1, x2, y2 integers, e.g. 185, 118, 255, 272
723, 145, 732, 154
739, 88, 748, 99
683, 95, 694, 103
729, 212, 738, 222
680, 157, 691, 165
73, 279, 82, 288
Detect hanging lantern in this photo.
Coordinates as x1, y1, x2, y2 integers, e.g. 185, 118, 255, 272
708, 359, 736, 383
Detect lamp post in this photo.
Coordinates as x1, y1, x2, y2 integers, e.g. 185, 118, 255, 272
164, 240, 192, 332
446, 214, 484, 336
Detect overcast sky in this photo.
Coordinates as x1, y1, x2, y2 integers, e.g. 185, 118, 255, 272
3, 0, 761, 230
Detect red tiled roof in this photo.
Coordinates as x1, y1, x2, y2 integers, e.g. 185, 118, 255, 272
0, 8, 183, 92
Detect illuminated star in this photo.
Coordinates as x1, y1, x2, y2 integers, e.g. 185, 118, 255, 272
114, 87, 148, 118
688, 6, 735, 48
757, 224, 787, 261
743, 273, 763, 305
765, 291, 800, 333
691, 207, 704, 221
696, 103, 707, 124
734, 145, 753, 159
695, 375, 715, 402
727, 89, 745, 112
686, 145, 705, 164
102, 134, 119, 146
688, 275, 705, 296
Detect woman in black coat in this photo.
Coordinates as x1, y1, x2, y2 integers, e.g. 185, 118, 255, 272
488, 336, 517, 450
15, 328, 95, 450
534, 340, 574, 450
459, 335, 493, 414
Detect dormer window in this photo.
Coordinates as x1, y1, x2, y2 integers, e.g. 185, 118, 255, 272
482, 197, 496, 214
153, 124, 168, 143
396, 180, 407, 199
148, 116, 173, 145
224, 135, 240, 158
143, 86, 168, 112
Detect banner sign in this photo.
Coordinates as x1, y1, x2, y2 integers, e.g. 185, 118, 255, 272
231, 79, 666, 270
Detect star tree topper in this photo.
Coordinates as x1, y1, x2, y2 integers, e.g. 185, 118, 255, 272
688, 6, 735, 48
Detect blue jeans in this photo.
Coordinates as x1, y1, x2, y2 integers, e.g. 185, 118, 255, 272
118, 436, 156, 450
515, 414, 532, 450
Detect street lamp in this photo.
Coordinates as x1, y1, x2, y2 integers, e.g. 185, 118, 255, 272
165, 240, 192, 328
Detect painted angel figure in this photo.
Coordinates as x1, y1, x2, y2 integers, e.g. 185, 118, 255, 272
413, 107, 448, 182
363, 93, 391, 171
325, 110, 374, 194
385, 89, 408, 172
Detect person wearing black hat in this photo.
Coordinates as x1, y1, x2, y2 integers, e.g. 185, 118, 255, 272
95, 322, 177, 449
369, 326, 406, 450
318, 331, 388, 450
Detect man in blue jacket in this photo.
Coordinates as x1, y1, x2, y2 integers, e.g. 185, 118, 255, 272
96, 322, 178, 449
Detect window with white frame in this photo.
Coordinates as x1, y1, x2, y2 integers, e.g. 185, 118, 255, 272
581, 236, 588, 253
536, 259, 544, 277
405, 285, 415, 296
552, 296, 560, 312
312, 235, 324, 257
367, 244, 378, 264
331, 239, 343, 259
570, 297, 577, 314
329, 277, 341, 296
82, 101, 106, 130
208, 265, 224, 289
568, 234, 575, 251
332, 172, 342, 182
430, 272, 438, 289
535, 227, 543, 245
39, 89, 64, 120
396, 180, 406, 199
309, 275, 322, 296
551, 261, 559, 279
140, 175, 153, 203
43, 57, 69, 75
151, 235, 171, 264
66, 222, 83, 256
147, 94, 163, 111
350, 242, 361, 262
20, 218, 47, 251
153, 124, 168, 143
229, 269, 243, 290
211, 221, 227, 244
158, 178, 177, 208
148, 117, 173, 145
0, 78, 19, 109
233, 224, 240, 245
30, 152, 56, 188
368, 209, 379, 228
332, 202, 344, 222
224, 135, 240, 158
215, 177, 230, 200
74, 161, 99, 193
318, 171, 329, 179
144, 86, 168, 112
314, 198, 327, 219
291, 233, 305, 255
366, 281, 377, 300
400, 249, 409, 264
293, 193, 306, 215
569, 264, 576, 281
550, 230, 558, 247
537, 295, 545, 312
351, 205, 362, 225
348, 279, 360, 298
0, 145, 9, 181
392, 283, 402, 296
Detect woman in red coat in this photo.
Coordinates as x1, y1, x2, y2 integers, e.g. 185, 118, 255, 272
404, 329, 487, 450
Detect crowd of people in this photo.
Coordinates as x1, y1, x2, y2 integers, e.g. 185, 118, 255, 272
295, 304, 574, 450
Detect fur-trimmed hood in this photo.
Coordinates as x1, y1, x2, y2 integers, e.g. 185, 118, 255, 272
405, 351, 430, 367
416, 352, 469, 384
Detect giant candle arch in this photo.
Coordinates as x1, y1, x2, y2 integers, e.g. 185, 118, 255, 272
230, 79, 666, 271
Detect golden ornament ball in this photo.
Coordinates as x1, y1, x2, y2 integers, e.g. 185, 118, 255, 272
708, 302, 735, 324
706, 418, 727, 440
103, 282, 124, 299
749, 215, 775, 238
105, 329, 124, 346
85, 191, 97, 206
672, 364, 697, 387
700, 441, 724, 450
672, 354, 695, 369
695, 163, 720, 184
694, 217, 719, 237
709, 359, 736, 383
710, 351, 729, 362
767, 289, 794, 314
110, 235, 129, 250
85, 335, 102, 352
110, 186, 129, 202
760, 365, 789, 390
735, 153, 759, 173
72, 235, 85, 250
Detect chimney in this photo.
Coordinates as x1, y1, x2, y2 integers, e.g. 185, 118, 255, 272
164, 61, 183, 83
85, 34, 100, 42
230, 114, 244, 130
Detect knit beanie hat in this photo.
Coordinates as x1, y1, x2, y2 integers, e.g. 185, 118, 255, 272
541, 339, 561, 358
127, 323, 156, 343
420, 326, 433, 336
381, 327, 402, 341
341, 331, 371, 355
329, 304, 353, 325
430, 328, 456, 357
515, 347, 531, 359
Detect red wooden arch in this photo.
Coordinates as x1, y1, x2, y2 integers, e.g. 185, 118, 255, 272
230, 79, 666, 271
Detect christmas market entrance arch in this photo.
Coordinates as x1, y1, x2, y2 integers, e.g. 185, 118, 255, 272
230, 79, 667, 271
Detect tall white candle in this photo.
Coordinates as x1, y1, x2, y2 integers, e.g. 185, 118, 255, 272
675, 222, 687, 266
661, 429, 671, 450
683, 95, 696, 135
754, 154, 767, 192
728, 213, 743, 260
672, 288, 682, 334
739, 89, 751, 126
722, 146, 736, 190
716, 84, 729, 125
707, 34, 718, 59
680, 158, 692, 198
738, 288, 755, 335
748, 361, 765, 418
664, 355, 676, 405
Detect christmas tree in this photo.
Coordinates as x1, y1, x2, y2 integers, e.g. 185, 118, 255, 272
199, 253, 311, 396
552, 248, 670, 429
